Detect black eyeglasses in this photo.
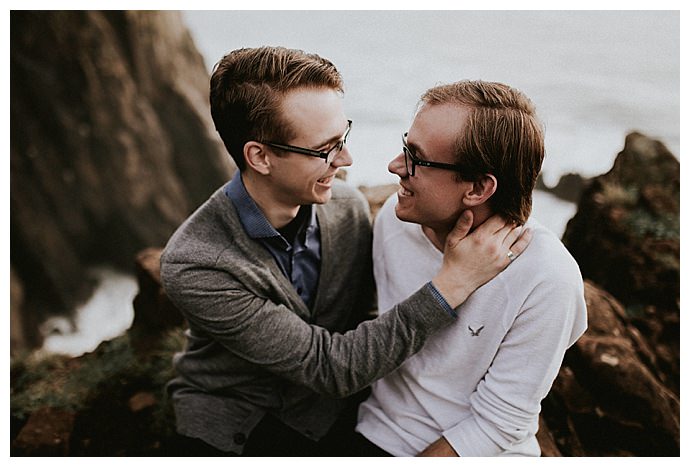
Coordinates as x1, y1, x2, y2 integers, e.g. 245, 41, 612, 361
262, 120, 352, 165
402, 132, 466, 177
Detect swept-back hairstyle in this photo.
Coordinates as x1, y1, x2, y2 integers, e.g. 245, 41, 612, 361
420, 80, 545, 224
210, 46, 344, 171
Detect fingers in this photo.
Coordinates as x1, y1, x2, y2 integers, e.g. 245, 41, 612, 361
472, 213, 507, 235
446, 210, 473, 249
501, 224, 523, 249
508, 227, 533, 257
471, 214, 532, 264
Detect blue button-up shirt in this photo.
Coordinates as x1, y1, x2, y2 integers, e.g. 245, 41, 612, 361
224, 172, 321, 309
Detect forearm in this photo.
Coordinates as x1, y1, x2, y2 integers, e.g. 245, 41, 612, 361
296, 286, 453, 397
164, 261, 454, 398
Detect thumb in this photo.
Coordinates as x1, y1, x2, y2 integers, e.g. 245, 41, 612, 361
446, 210, 473, 250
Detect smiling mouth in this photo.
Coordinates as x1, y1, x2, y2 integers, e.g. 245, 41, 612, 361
317, 174, 335, 184
398, 185, 414, 197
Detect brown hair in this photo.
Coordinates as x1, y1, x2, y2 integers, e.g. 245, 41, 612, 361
420, 80, 545, 224
210, 46, 344, 171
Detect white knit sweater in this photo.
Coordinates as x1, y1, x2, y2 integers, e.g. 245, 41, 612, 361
356, 194, 587, 456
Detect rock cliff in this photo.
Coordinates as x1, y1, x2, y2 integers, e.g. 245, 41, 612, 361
11, 11, 233, 349
562, 132, 679, 395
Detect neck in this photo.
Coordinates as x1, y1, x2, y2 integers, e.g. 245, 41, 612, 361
242, 172, 300, 229
422, 206, 493, 252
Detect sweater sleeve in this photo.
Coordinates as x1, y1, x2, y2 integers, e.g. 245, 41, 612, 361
442, 279, 585, 456
161, 260, 455, 399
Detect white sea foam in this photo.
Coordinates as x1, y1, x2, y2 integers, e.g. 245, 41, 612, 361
39, 268, 138, 357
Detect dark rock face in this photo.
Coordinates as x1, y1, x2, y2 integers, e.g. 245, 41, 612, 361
10, 11, 233, 350
562, 132, 679, 394
12, 407, 76, 456
535, 172, 590, 204
541, 282, 680, 456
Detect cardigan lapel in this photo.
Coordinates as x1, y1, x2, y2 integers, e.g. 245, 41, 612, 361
217, 190, 311, 321
310, 203, 332, 319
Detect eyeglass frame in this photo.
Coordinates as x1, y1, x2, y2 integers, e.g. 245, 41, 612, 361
261, 120, 352, 165
402, 132, 469, 177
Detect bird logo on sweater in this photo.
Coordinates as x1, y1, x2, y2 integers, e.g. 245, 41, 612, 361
468, 325, 484, 337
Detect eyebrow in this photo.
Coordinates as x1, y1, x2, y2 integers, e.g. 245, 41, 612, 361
313, 121, 349, 149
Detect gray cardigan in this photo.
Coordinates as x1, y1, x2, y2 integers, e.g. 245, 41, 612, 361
160, 179, 454, 453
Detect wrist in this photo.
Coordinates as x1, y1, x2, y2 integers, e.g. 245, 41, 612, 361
426, 282, 458, 318
431, 270, 473, 309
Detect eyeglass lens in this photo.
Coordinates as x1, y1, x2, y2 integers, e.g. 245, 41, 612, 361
403, 146, 415, 176
325, 123, 350, 164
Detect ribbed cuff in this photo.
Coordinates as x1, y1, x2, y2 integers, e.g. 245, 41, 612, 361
425, 281, 458, 318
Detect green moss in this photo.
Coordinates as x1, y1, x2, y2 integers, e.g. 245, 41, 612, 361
623, 209, 679, 240
11, 335, 134, 417
624, 304, 646, 320
10, 327, 186, 421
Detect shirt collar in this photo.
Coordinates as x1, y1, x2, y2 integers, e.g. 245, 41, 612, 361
225, 171, 281, 239
224, 171, 317, 243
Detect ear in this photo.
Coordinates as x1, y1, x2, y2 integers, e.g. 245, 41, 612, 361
243, 141, 271, 175
462, 174, 497, 207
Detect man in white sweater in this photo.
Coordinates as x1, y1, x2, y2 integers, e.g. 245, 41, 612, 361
353, 81, 588, 456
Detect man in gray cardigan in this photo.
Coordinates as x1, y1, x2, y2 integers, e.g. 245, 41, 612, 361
160, 46, 530, 456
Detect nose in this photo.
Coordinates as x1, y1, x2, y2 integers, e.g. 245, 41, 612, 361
331, 146, 353, 168
388, 151, 407, 177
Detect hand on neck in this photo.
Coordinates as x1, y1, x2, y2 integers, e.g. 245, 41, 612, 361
422, 206, 493, 252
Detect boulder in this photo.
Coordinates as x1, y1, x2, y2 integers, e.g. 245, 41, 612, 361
358, 184, 398, 221
131, 248, 185, 344
12, 407, 76, 456
562, 132, 679, 394
541, 281, 680, 456
535, 172, 590, 203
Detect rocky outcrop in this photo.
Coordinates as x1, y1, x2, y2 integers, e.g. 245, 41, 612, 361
541, 281, 679, 456
10, 268, 27, 353
535, 172, 590, 203
10, 11, 233, 351
562, 132, 679, 394
358, 184, 398, 220
540, 132, 680, 456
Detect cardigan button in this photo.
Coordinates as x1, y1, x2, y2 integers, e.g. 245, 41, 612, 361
233, 433, 247, 445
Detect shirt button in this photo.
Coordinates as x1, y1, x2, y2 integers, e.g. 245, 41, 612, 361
233, 433, 247, 445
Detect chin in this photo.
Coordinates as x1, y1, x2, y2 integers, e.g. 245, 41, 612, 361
311, 189, 332, 205
394, 203, 419, 224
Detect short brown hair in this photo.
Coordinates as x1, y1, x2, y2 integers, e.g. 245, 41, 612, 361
420, 80, 544, 224
210, 46, 344, 171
